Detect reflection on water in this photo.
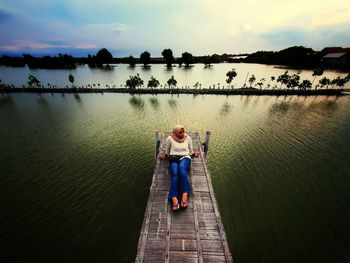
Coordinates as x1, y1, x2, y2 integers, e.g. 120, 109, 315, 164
240, 95, 254, 108
269, 101, 290, 115
129, 95, 145, 111
267, 97, 340, 134
203, 64, 213, 69
36, 96, 48, 105
217, 102, 233, 118
0, 95, 13, 105
168, 98, 178, 108
148, 97, 160, 110
74, 93, 82, 102
1, 93, 350, 263
141, 65, 151, 71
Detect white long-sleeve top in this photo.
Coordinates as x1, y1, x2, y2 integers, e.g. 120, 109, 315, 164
165, 135, 194, 156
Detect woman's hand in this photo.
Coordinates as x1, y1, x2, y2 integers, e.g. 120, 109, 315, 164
158, 152, 167, 160
191, 152, 200, 158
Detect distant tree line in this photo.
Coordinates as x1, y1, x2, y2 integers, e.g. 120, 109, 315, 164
0, 46, 349, 69
244, 46, 350, 69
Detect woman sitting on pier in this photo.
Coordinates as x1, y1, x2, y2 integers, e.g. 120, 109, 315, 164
159, 125, 200, 211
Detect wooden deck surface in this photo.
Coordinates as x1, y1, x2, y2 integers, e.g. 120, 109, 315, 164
136, 132, 233, 263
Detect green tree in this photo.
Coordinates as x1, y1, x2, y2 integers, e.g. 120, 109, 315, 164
226, 69, 237, 84
148, 76, 160, 88
256, 78, 266, 90
335, 76, 350, 89
287, 74, 300, 90
344, 73, 350, 84
181, 52, 194, 67
204, 54, 221, 66
126, 74, 144, 89
318, 77, 331, 89
266, 76, 275, 89
140, 51, 151, 67
68, 74, 75, 88
312, 68, 324, 88
299, 79, 312, 90
277, 71, 290, 89
96, 48, 113, 64
161, 49, 174, 67
203, 55, 212, 67
167, 76, 177, 88
27, 74, 41, 88
127, 56, 136, 67
248, 74, 256, 87
330, 77, 340, 89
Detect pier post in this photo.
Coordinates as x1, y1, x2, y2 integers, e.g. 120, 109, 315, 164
203, 131, 211, 158
154, 129, 160, 159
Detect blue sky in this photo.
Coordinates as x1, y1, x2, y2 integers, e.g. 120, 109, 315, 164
0, 0, 349, 57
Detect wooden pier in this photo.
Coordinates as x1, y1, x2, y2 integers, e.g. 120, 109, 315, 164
136, 132, 233, 262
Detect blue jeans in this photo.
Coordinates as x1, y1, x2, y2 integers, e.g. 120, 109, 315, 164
168, 157, 192, 199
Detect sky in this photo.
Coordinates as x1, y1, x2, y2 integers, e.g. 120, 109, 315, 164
0, 0, 350, 57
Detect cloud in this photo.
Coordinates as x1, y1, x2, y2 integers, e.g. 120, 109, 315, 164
259, 29, 308, 48
84, 23, 128, 34
259, 20, 350, 51
309, 8, 350, 29
0, 0, 350, 56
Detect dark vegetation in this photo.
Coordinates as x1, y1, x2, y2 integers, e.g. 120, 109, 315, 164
1, 46, 349, 96
1, 46, 349, 69
1, 68, 349, 96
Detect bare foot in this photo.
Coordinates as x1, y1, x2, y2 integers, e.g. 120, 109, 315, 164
172, 197, 179, 211
181, 193, 188, 208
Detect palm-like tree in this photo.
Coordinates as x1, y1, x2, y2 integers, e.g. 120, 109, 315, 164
266, 76, 275, 89
27, 74, 40, 88
277, 71, 290, 89
312, 68, 324, 89
248, 74, 256, 88
299, 79, 312, 90
287, 74, 300, 90
68, 74, 75, 88
256, 78, 265, 90
318, 77, 331, 89
226, 69, 237, 85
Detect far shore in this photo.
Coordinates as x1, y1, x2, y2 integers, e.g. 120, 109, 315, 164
0, 86, 348, 96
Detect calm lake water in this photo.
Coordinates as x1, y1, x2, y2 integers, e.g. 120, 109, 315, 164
0, 63, 349, 89
1, 91, 350, 263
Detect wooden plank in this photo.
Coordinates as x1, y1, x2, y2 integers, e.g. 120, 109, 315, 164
143, 250, 165, 263
169, 251, 198, 263
203, 252, 227, 263
170, 229, 196, 240
193, 191, 204, 263
199, 229, 221, 240
165, 204, 171, 263
194, 139, 233, 262
169, 239, 198, 251
145, 239, 166, 251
